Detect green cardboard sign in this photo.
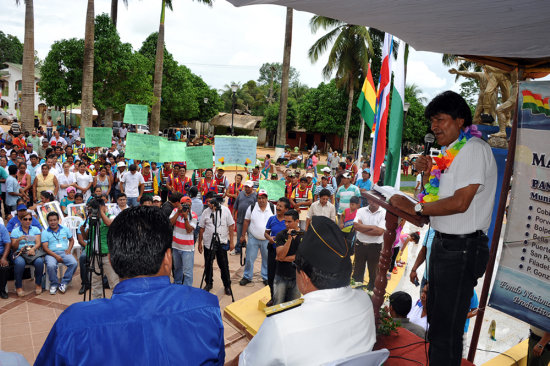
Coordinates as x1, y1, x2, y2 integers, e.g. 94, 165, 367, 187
84, 127, 112, 148
185, 145, 213, 170
258, 180, 285, 201
125, 133, 162, 162
159, 140, 187, 162
123, 104, 148, 125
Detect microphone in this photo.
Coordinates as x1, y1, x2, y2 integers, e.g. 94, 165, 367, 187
421, 133, 435, 183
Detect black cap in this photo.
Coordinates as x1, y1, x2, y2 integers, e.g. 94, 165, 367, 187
297, 216, 351, 273
389, 291, 412, 317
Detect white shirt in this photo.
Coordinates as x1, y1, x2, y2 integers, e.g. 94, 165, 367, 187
199, 206, 235, 249
50, 136, 67, 148
407, 301, 428, 331
354, 206, 386, 243
75, 171, 94, 201
119, 127, 128, 138
120, 171, 144, 198
245, 203, 274, 240
239, 287, 376, 366
430, 137, 497, 235
108, 204, 127, 217
56, 171, 76, 200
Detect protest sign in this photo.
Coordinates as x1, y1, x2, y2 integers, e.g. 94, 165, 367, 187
489, 81, 550, 331
214, 135, 257, 167
159, 140, 187, 162
125, 133, 162, 162
258, 180, 285, 201
84, 127, 112, 148
123, 104, 148, 125
185, 145, 214, 170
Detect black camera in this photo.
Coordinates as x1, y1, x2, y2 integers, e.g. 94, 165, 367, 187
181, 203, 191, 212
289, 230, 304, 236
209, 198, 221, 210
87, 197, 104, 223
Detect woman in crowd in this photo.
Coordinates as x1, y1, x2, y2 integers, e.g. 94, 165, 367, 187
198, 168, 217, 203
75, 162, 94, 201
57, 162, 76, 201
33, 164, 59, 203
11, 210, 44, 296
16, 162, 31, 205
261, 154, 272, 179
93, 166, 111, 197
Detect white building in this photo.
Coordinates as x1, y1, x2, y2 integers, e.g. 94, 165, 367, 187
0, 62, 47, 117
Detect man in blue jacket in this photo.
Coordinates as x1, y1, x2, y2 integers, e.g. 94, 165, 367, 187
36, 206, 225, 365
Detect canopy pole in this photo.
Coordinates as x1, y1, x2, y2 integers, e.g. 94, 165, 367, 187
467, 68, 523, 362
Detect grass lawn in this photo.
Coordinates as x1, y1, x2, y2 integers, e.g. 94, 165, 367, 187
400, 186, 416, 195
400, 173, 417, 182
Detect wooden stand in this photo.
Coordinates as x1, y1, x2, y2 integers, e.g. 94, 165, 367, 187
362, 191, 429, 324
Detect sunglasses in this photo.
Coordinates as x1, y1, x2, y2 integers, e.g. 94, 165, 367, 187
22, 218, 32, 221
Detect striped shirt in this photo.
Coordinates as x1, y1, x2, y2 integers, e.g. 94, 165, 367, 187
170, 209, 198, 252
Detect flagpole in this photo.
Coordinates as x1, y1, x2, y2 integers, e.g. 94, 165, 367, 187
357, 116, 366, 169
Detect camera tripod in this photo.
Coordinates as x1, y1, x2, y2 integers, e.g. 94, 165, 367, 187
83, 213, 105, 301
200, 207, 235, 302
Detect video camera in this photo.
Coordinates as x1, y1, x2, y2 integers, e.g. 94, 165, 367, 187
87, 197, 104, 224
289, 230, 305, 236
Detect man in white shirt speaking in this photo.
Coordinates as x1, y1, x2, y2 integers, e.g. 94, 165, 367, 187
238, 216, 376, 365
390, 91, 497, 366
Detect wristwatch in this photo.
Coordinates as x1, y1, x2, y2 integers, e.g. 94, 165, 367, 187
414, 202, 424, 215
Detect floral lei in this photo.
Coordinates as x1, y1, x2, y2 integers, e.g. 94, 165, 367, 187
418, 125, 482, 203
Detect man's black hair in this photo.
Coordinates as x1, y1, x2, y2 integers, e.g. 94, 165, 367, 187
169, 192, 183, 203
389, 291, 413, 317
188, 186, 199, 198
140, 195, 153, 205
425, 90, 473, 127
350, 196, 360, 205
8, 165, 17, 175
108, 206, 172, 279
205, 191, 215, 199
46, 211, 59, 220
339, 162, 346, 170
410, 232, 421, 243
278, 197, 291, 209
284, 209, 299, 221
299, 177, 307, 183
75, 193, 84, 200
294, 254, 351, 290
346, 155, 353, 162
319, 188, 331, 198
117, 193, 126, 199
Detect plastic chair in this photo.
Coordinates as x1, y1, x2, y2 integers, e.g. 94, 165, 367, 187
61, 216, 84, 257
322, 349, 390, 366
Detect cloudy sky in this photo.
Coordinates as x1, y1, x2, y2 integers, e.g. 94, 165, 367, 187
1, 0, 458, 101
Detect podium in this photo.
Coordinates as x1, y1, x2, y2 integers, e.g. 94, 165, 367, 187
362, 191, 429, 324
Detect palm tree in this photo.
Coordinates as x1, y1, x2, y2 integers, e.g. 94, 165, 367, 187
275, 7, 293, 158
81, 0, 95, 138
111, 0, 129, 28
309, 16, 373, 155
150, 0, 213, 136
16, 0, 34, 132
405, 84, 427, 104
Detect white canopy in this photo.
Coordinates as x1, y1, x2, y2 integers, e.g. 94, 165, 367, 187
226, 0, 550, 59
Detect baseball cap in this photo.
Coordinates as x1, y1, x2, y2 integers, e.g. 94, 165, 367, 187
16, 204, 27, 211
342, 172, 351, 179
117, 161, 126, 168
153, 195, 162, 202
258, 189, 268, 197
180, 196, 192, 204
142, 162, 150, 168
244, 180, 254, 188
321, 167, 331, 173
27, 143, 33, 147
306, 173, 314, 178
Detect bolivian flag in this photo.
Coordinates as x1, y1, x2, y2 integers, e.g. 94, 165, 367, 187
522, 90, 550, 116
356, 64, 376, 130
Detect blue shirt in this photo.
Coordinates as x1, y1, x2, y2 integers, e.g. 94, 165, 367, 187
5, 175, 20, 207
11, 226, 42, 250
423, 227, 435, 281
0, 224, 10, 256
27, 163, 40, 185
464, 291, 479, 333
355, 178, 372, 191
41, 225, 72, 252
266, 215, 287, 248
35, 276, 225, 365
6, 215, 42, 233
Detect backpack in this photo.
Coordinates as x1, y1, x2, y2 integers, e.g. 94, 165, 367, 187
249, 201, 275, 216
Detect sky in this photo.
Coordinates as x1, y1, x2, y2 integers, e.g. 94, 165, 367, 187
0, 0, 461, 102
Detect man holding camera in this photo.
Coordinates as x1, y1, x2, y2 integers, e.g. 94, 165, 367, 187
82, 198, 119, 299
273, 209, 302, 305
198, 197, 235, 294
170, 196, 198, 286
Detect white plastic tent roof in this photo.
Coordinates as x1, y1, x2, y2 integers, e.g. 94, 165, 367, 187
226, 0, 550, 59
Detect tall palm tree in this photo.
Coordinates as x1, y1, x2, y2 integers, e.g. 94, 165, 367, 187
16, 0, 34, 132
81, 0, 95, 138
150, 0, 213, 136
309, 16, 373, 155
275, 7, 293, 158
111, 0, 129, 28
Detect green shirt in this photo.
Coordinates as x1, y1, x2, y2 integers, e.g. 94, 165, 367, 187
85, 213, 112, 255
0, 167, 8, 195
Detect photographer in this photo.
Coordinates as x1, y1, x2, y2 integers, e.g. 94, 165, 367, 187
198, 196, 235, 294
273, 209, 302, 305
81, 198, 119, 299
169, 196, 198, 286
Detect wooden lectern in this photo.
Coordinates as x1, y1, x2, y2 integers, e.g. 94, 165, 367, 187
362, 191, 429, 324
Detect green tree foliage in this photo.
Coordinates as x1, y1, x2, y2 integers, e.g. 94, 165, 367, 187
402, 84, 428, 144
298, 80, 361, 136
257, 62, 299, 87
0, 31, 23, 65
139, 32, 221, 124
261, 98, 297, 132
39, 38, 85, 108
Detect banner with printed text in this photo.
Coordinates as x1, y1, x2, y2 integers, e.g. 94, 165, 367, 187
214, 135, 257, 167
489, 81, 550, 332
